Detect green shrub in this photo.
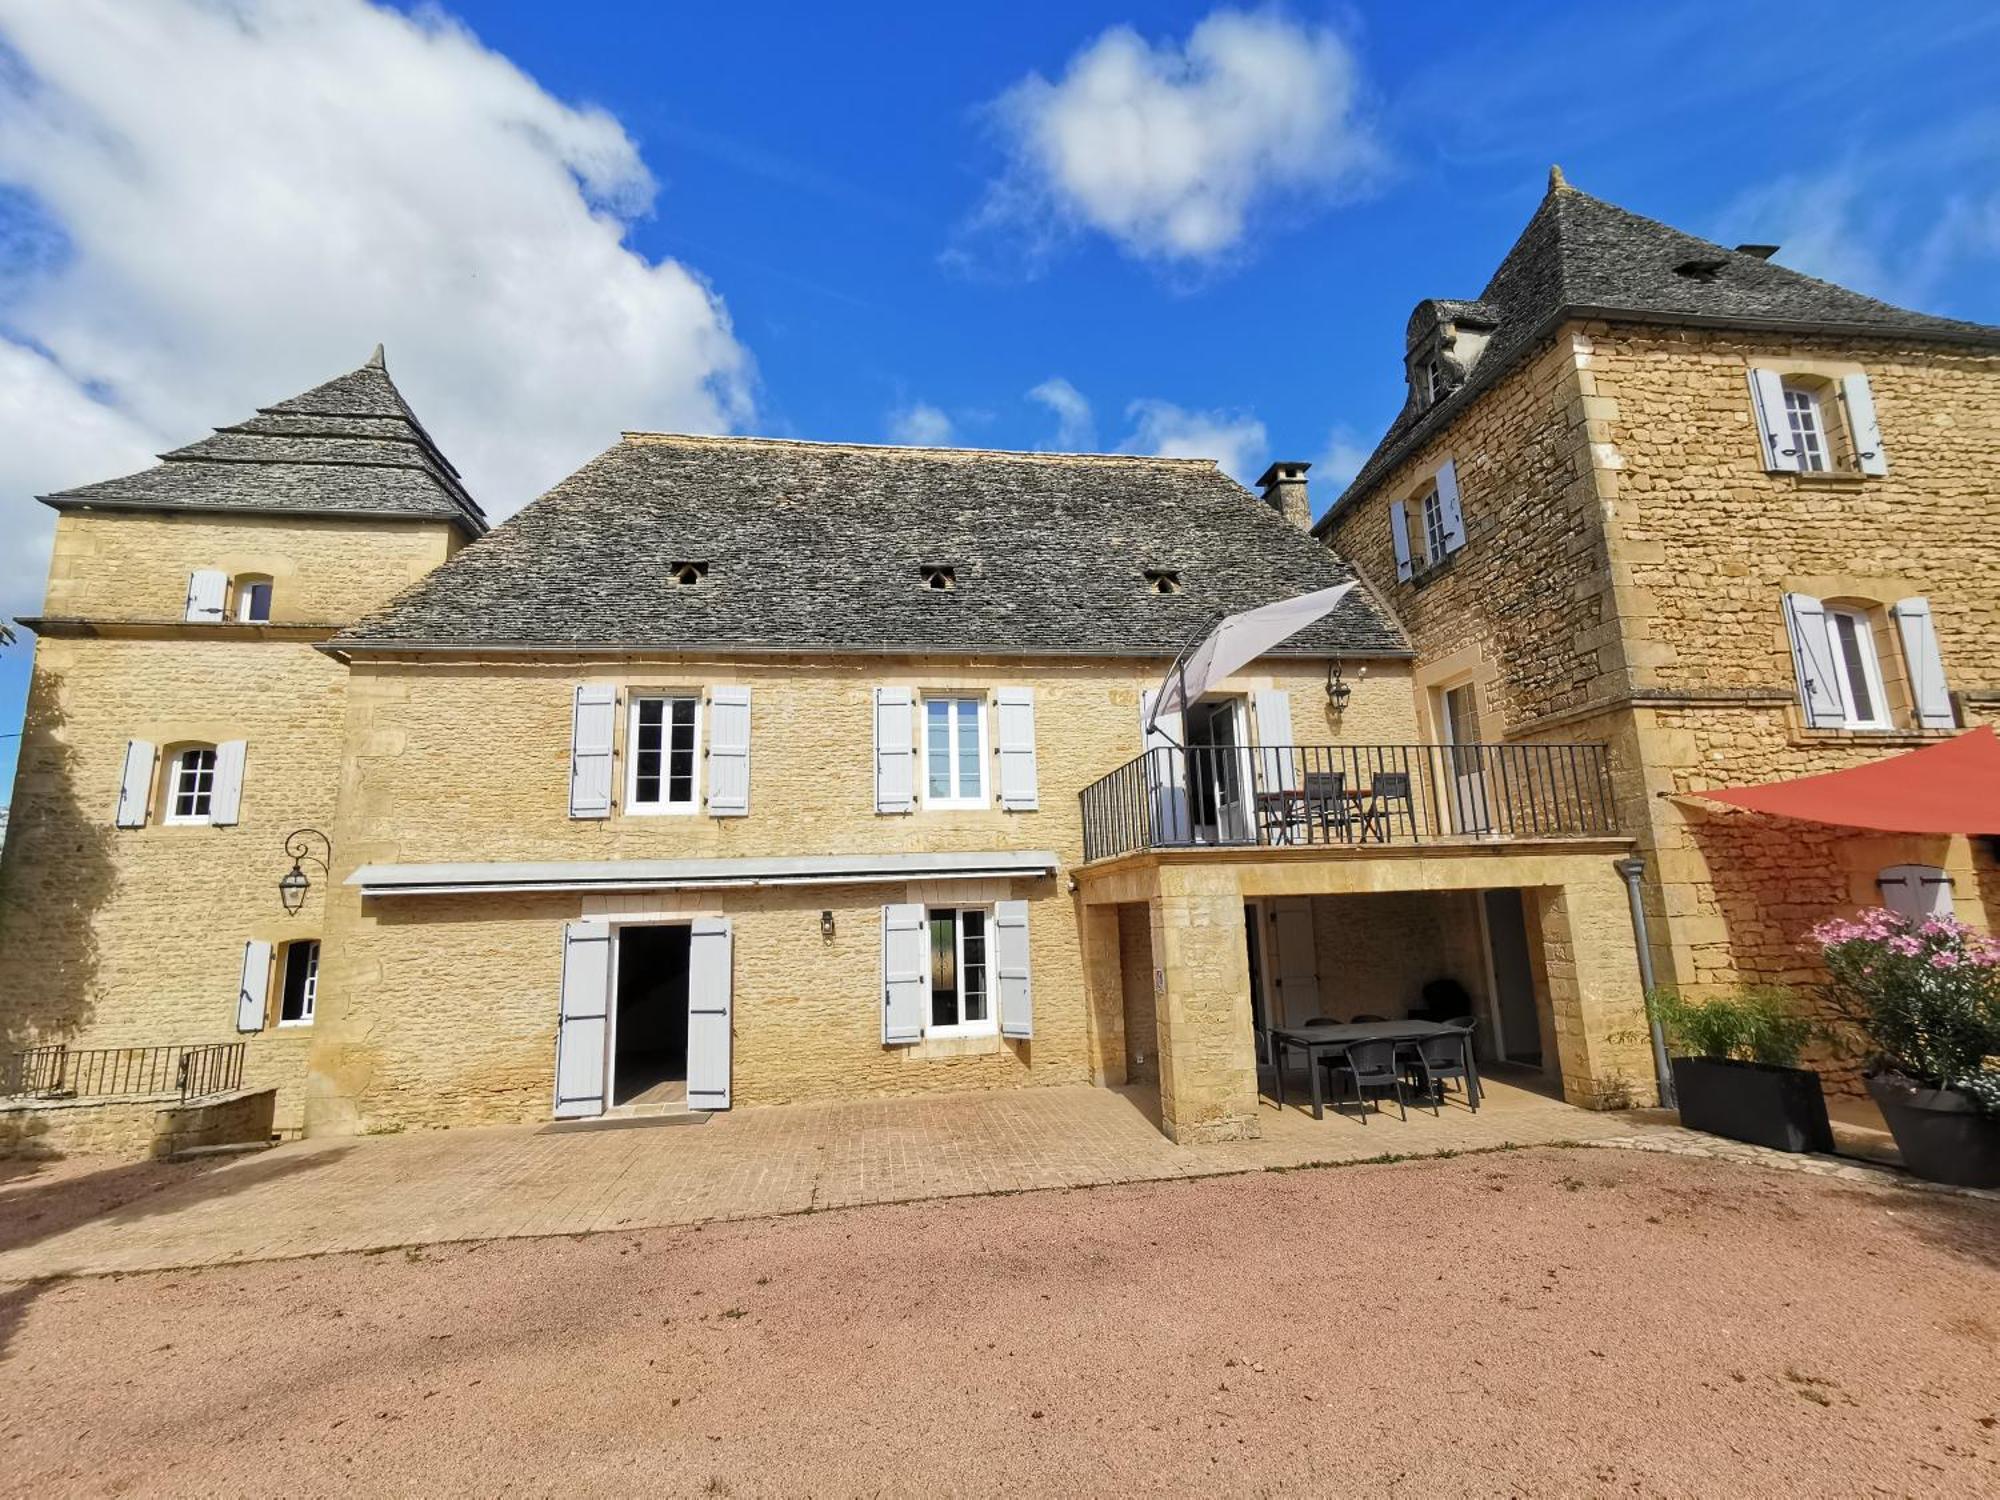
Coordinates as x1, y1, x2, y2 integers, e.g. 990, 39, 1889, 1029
1648, 986, 1816, 1069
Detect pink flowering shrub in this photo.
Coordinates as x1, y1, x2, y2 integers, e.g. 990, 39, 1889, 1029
1808, 908, 2000, 1112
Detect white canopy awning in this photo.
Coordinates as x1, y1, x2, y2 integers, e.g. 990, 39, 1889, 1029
1149, 582, 1356, 725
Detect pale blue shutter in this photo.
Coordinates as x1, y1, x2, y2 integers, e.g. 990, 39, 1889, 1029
706, 686, 751, 816
1781, 594, 1844, 727
874, 688, 915, 813
185, 569, 227, 623
1140, 690, 1189, 845
236, 940, 272, 1033
1389, 500, 1414, 580
209, 739, 247, 826
1890, 598, 1954, 729
1877, 864, 1951, 920
881, 903, 926, 1044
1748, 370, 1799, 473
553, 921, 610, 1117
568, 685, 616, 819
686, 917, 733, 1110
1251, 689, 1298, 794
994, 688, 1039, 811
995, 900, 1032, 1039
1435, 459, 1466, 553
1841, 374, 1888, 476
115, 739, 155, 827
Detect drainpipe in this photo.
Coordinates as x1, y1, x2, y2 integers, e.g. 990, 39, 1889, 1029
1615, 855, 1674, 1108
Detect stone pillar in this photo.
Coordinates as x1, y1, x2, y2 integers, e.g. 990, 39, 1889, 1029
1531, 872, 1659, 1108
1149, 866, 1260, 1142
1079, 901, 1128, 1086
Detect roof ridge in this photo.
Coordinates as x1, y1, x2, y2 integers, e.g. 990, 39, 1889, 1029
618, 432, 1222, 468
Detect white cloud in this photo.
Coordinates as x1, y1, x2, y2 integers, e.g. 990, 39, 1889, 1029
0, 0, 754, 621
967, 8, 1379, 267
886, 401, 954, 447
1314, 424, 1372, 488
1026, 376, 1096, 449
1121, 398, 1267, 483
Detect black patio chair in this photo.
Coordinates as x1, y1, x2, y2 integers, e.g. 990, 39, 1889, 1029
1320, 1038, 1407, 1124
1402, 1032, 1476, 1114
1358, 771, 1417, 842
1300, 771, 1352, 843
1350, 1013, 1387, 1023
1302, 1016, 1339, 1027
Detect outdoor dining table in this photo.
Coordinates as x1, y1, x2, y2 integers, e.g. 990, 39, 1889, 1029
1265, 1019, 1482, 1120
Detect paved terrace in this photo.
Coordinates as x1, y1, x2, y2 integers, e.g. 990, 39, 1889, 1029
0, 1078, 1929, 1281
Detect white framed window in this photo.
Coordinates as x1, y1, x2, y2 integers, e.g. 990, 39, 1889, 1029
927, 907, 993, 1037
234, 576, 273, 623
278, 939, 319, 1026
1824, 606, 1890, 730
1783, 384, 1829, 473
626, 695, 701, 814
1419, 485, 1448, 564
921, 695, 987, 808
166, 746, 217, 824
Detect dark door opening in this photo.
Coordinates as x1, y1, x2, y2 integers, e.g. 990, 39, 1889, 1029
614, 924, 691, 1107
1483, 889, 1542, 1067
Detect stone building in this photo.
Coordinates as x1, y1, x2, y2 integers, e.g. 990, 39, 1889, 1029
1319, 169, 2000, 1089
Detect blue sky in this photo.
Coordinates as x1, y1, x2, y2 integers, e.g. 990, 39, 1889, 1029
2, 0, 1998, 795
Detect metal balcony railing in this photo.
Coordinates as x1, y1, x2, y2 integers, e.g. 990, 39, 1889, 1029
1, 1042, 247, 1105
1079, 742, 1618, 863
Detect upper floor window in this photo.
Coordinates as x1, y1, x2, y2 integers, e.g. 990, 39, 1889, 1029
1749, 369, 1888, 477
166, 745, 218, 824
1419, 485, 1450, 563
1782, 385, 1829, 473
1389, 459, 1466, 583
1783, 592, 1956, 733
922, 695, 987, 808
1822, 605, 1890, 729
627, 694, 700, 814
234, 575, 273, 622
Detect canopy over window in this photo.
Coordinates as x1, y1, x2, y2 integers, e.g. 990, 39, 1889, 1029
1691, 725, 2000, 834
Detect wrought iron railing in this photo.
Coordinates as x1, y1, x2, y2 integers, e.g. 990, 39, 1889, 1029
1079, 742, 1617, 862
1, 1042, 246, 1105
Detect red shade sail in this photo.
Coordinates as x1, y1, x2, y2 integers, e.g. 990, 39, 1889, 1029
1692, 725, 2000, 834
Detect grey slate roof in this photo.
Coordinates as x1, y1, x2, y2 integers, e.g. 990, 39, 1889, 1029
335, 435, 1408, 658
1323, 173, 2000, 525
41, 349, 486, 535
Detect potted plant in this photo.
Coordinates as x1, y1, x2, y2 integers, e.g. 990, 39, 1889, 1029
1650, 986, 1833, 1153
1809, 908, 2000, 1188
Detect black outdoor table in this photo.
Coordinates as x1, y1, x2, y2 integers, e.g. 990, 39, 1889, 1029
1266, 1020, 1481, 1120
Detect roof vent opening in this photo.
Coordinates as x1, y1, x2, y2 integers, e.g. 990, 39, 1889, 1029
920, 564, 957, 591
669, 560, 709, 587
1673, 256, 1729, 282
1144, 568, 1182, 596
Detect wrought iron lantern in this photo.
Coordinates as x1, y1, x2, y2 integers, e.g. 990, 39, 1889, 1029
820, 909, 836, 942
1325, 658, 1353, 715
279, 828, 332, 916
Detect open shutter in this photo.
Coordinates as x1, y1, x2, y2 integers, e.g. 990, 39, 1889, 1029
1781, 593, 1845, 728
882, 903, 926, 1044
1435, 459, 1467, 554
1841, 373, 1888, 476
706, 685, 751, 816
1252, 689, 1298, 794
553, 921, 611, 1118
236, 939, 272, 1033
874, 688, 915, 814
1389, 500, 1414, 581
185, 569, 227, 623
1271, 897, 1320, 1026
209, 739, 247, 826
1139, 690, 1189, 845
568, 684, 616, 819
686, 917, 733, 1110
995, 900, 1033, 1039
994, 688, 1039, 811
1891, 597, 1955, 729
1747, 370, 1799, 473
114, 739, 156, 827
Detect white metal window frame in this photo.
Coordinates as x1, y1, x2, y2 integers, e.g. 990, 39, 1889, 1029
278, 939, 319, 1027
1782, 382, 1830, 473
234, 576, 274, 623
924, 905, 995, 1039
1419, 485, 1448, 566
920, 694, 989, 810
164, 746, 218, 825
1824, 606, 1892, 730
625, 693, 702, 816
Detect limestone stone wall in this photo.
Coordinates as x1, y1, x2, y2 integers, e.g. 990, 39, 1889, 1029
0, 1086, 275, 1160
1306, 890, 1487, 1020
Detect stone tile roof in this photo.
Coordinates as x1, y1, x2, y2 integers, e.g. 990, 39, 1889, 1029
1322, 172, 2000, 527
40, 348, 486, 536
335, 434, 1408, 658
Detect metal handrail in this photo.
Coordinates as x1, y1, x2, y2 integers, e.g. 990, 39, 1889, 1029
1, 1042, 246, 1104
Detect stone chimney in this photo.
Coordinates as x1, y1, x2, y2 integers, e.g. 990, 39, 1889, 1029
1256, 461, 1312, 529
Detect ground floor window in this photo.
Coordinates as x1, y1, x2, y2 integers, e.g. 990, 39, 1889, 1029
279, 939, 319, 1025
168, 746, 217, 823
927, 907, 991, 1036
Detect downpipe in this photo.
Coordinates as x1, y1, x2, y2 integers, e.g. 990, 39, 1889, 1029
1615, 855, 1674, 1108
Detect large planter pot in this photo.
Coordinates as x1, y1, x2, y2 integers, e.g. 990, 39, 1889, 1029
1867, 1074, 2000, 1189
1671, 1055, 1833, 1154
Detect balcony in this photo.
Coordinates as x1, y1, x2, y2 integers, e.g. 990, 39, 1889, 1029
1079, 742, 1618, 863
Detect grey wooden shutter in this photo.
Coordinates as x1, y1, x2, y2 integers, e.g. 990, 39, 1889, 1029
686, 917, 733, 1110
1877, 864, 1951, 920
1890, 597, 1955, 729
185, 569, 227, 623
706, 686, 751, 816
568, 684, 617, 819
209, 739, 247, 826
995, 900, 1033, 1039
1139, 690, 1190, 845
1435, 459, 1467, 554
1389, 500, 1414, 580
553, 921, 611, 1117
1781, 594, 1846, 727
1251, 688, 1298, 794
1272, 897, 1320, 1024
874, 688, 915, 813
236, 939, 272, 1033
994, 688, 1039, 811
115, 739, 156, 827
1747, 370, 1799, 473
881, 902, 926, 1044
1841, 373, 1888, 475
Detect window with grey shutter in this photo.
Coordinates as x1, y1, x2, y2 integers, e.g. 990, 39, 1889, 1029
993, 688, 1039, 811
185, 569, 227, 623
686, 918, 733, 1110
994, 900, 1033, 1039
881, 902, 926, 1044
236, 939, 273, 1033
568, 684, 617, 819
1251, 689, 1297, 795
1781, 593, 1845, 728
209, 740, 247, 826
115, 739, 156, 827
1877, 864, 1951, 920
706, 686, 752, 816
1890, 597, 1955, 729
1840, 374, 1888, 476
1748, 370, 1800, 473
553, 921, 611, 1117
1389, 500, 1414, 581
874, 688, 915, 813
1434, 459, 1467, 554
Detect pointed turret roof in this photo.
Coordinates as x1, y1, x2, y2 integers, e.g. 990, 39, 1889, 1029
41, 350, 486, 536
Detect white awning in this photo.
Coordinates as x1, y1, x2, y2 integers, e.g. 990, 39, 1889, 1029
1150, 582, 1356, 723
348, 850, 1060, 897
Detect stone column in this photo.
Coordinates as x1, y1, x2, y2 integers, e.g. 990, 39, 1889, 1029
1532, 872, 1658, 1108
1149, 866, 1260, 1142
1078, 901, 1127, 1086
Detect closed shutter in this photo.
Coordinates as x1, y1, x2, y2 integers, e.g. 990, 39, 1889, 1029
874, 688, 915, 814
553, 921, 611, 1117
706, 686, 751, 816
568, 684, 616, 819
1389, 500, 1414, 580
1841, 373, 1888, 476
209, 739, 247, 826
1890, 597, 1955, 729
185, 569, 227, 623
1877, 864, 1951, 920
995, 899, 1033, 1039
115, 739, 156, 827
1781, 593, 1845, 728
882, 903, 927, 1044
686, 917, 733, 1110
1747, 370, 1799, 473
1435, 459, 1467, 554
1139, 690, 1189, 845
1251, 689, 1298, 794
236, 939, 272, 1033
994, 688, 1039, 811
1271, 897, 1320, 1025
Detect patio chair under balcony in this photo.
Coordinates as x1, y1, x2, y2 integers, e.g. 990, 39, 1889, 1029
1320, 1038, 1407, 1124
1401, 1032, 1477, 1114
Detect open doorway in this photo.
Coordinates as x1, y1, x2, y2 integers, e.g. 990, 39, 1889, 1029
1186, 696, 1251, 843
614, 924, 691, 1107
1480, 890, 1543, 1067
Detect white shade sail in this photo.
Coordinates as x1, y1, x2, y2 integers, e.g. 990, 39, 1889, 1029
1148, 583, 1357, 727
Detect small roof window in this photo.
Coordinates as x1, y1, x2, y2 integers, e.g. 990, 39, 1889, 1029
1144, 569, 1182, 595
669, 560, 709, 587
920, 564, 957, 591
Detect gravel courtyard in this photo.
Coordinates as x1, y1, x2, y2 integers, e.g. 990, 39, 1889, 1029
2, 1147, 1995, 1497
